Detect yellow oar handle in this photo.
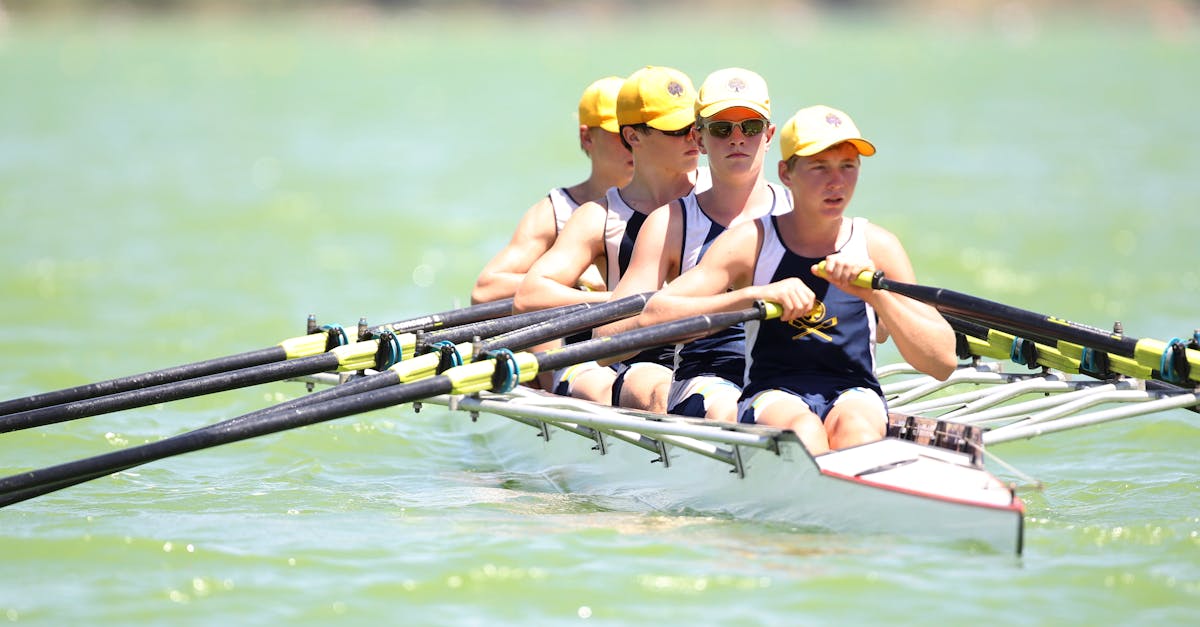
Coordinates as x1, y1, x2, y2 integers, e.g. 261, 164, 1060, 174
447, 352, 541, 395
387, 341, 475, 383
330, 340, 382, 372
1134, 338, 1200, 384
811, 261, 878, 289
277, 332, 333, 360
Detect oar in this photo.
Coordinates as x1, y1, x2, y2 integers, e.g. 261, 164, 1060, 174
0, 301, 776, 508
944, 314, 1102, 376
0, 299, 599, 434
848, 269, 1200, 385
216, 293, 653, 430
0, 298, 515, 417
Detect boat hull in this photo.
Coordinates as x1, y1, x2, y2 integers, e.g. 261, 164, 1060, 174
423, 391, 1025, 553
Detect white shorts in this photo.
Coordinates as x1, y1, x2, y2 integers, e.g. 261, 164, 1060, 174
610, 361, 672, 407
666, 375, 741, 418
738, 386, 885, 424
552, 361, 605, 397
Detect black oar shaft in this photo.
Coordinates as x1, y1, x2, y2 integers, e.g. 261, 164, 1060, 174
872, 275, 1141, 358
222, 296, 652, 429
481, 293, 652, 353
0, 347, 286, 417
0, 375, 448, 508
373, 298, 514, 336
420, 302, 593, 347
0, 353, 342, 434
0, 376, 451, 508
0, 299, 513, 419
533, 305, 767, 374
0, 302, 769, 508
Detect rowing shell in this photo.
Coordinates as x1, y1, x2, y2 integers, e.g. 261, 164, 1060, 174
302, 358, 1028, 553
299, 346, 1198, 555
410, 387, 1024, 554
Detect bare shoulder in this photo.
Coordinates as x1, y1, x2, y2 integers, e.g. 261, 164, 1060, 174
551, 198, 609, 251
723, 217, 766, 249
861, 220, 901, 245
565, 198, 609, 228
647, 198, 686, 238
862, 220, 917, 280
528, 193, 556, 220
699, 217, 764, 277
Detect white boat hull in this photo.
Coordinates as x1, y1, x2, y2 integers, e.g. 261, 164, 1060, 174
419, 389, 1025, 553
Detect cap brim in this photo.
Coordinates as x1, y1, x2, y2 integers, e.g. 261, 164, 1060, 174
645, 108, 697, 132
794, 138, 876, 158
850, 139, 876, 156
697, 100, 770, 120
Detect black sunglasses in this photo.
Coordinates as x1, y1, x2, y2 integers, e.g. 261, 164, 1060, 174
653, 124, 696, 137
701, 118, 768, 138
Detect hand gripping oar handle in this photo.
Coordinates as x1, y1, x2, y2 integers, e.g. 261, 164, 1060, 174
0, 298, 515, 418
0, 301, 779, 508
845, 268, 1200, 385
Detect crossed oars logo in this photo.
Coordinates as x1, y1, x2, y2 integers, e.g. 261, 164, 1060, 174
789, 300, 838, 341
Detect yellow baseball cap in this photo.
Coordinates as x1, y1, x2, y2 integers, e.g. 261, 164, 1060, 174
696, 67, 770, 120
780, 105, 876, 159
578, 76, 623, 133
616, 66, 697, 131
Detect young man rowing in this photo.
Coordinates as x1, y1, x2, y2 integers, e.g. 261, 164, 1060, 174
515, 66, 707, 410
472, 76, 632, 305
596, 68, 790, 423
641, 105, 956, 453
471, 76, 632, 390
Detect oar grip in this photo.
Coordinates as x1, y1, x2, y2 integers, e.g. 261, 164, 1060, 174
331, 340, 381, 372
277, 331, 333, 359
811, 261, 880, 289
445, 353, 540, 395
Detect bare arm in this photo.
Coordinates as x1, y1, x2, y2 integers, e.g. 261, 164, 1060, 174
594, 203, 682, 338
513, 201, 612, 313
471, 196, 558, 304
641, 220, 822, 327
818, 224, 957, 380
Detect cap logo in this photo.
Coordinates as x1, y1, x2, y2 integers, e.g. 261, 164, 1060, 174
667, 81, 684, 97
825, 113, 842, 127
726, 77, 747, 93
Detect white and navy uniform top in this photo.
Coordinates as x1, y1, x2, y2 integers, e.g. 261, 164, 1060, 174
601, 186, 674, 367
599, 167, 711, 368
549, 187, 581, 233
601, 167, 712, 289
741, 215, 882, 400
672, 182, 792, 384
546, 186, 592, 345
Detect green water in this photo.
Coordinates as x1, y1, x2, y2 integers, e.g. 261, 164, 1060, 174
1, 7, 1198, 624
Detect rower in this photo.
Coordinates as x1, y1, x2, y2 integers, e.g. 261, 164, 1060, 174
640, 105, 956, 454
471, 76, 633, 390
595, 67, 790, 423
515, 66, 710, 411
